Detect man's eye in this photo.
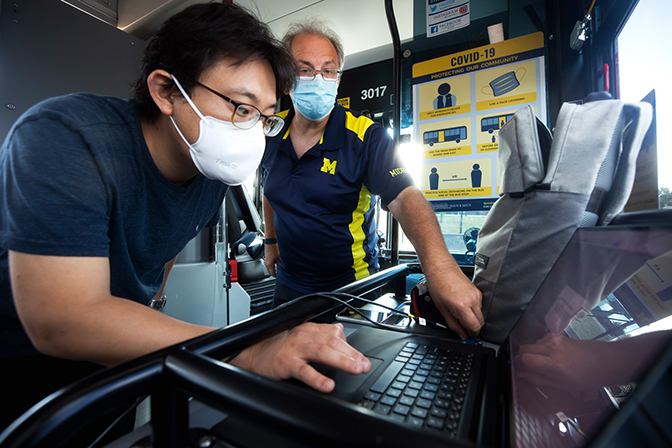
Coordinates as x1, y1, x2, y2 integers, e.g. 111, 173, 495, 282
235, 106, 253, 117
299, 68, 313, 75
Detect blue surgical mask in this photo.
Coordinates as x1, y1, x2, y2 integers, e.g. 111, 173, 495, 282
291, 76, 338, 121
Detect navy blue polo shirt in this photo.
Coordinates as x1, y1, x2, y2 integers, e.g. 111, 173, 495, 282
0, 93, 227, 357
261, 105, 414, 293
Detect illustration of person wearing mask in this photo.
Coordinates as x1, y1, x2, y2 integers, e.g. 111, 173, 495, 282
471, 164, 482, 188
433, 83, 456, 110
429, 167, 440, 190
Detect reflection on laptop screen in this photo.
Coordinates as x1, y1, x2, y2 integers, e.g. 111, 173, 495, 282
507, 226, 672, 447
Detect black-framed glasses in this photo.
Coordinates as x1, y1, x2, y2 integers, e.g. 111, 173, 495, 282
189, 79, 284, 137
297, 67, 342, 83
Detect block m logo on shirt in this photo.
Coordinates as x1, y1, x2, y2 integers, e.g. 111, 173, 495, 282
321, 158, 337, 175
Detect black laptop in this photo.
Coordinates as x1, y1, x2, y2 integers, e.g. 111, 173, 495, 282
314, 213, 672, 447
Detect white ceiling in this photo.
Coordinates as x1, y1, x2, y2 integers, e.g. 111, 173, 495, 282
116, 0, 415, 69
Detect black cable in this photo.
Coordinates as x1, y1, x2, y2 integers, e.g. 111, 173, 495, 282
292, 291, 450, 335
324, 291, 410, 316
319, 291, 449, 331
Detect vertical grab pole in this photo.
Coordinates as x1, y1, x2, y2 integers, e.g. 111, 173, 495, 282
385, 0, 406, 300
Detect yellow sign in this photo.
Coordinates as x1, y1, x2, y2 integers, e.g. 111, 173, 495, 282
424, 145, 471, 159
419, 104, 471, 121
413, 32, 544, 79
337, 97, 350, 108
421, 159, 491, 192
417, 74, 470, 120
477, 92, 537, 111
424, 187, 493, 199
412, 31, 545, 210
477, 143, 498, 153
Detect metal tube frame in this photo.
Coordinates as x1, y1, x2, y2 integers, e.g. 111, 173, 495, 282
385, 0, 408, 300
0, 265, 470, 448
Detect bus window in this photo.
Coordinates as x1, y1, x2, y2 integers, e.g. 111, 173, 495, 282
435, 211, 488, 258
422, 130, 440, 145
423, 126, 467, 146
617, 0, 671, 205
444, 126, 467, 143
377, 207, 488, 265
481, 113, 513, 133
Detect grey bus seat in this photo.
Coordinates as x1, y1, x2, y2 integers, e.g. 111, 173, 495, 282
473, 94, 653, 344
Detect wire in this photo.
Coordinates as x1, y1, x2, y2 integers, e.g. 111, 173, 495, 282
293, 291, 451, 335
87, 394, 149, 448
586, 0, 596, 18
323, 294, 442, 334
324, 291, 410, 316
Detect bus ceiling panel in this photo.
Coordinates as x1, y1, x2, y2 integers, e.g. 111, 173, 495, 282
235, 0, 414, 71
117, 0, 205, 40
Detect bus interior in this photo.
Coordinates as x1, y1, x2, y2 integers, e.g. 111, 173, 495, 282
1, 0, 671, 447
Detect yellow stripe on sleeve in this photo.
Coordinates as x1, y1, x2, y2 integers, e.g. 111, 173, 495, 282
345, 111, 374, 142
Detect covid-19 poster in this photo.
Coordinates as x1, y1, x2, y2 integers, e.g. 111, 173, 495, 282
412, 32, 546, 211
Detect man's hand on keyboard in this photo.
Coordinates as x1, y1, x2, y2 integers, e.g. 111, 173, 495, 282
231, 322, 371, 393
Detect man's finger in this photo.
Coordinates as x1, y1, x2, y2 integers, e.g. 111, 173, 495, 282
285, 340, 371, 392
441, 311, 468, 341
472, 300, 485, 327
289, 359, 336, 393
290, 325, 371, 374
454, 307, 482, 337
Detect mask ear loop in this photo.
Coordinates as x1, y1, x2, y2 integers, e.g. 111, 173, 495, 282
481, 85, 494, 96
515, 67, 527, 82
170, 74, 206, 121
168, 74, 207, 148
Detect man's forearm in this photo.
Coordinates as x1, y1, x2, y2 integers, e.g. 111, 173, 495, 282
387, 187, 461, 275
262, 195, 276, 238
20, 296, 214, 366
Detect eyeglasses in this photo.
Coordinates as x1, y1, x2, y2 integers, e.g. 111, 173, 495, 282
189, 79, 284, 137
297, 67, 342, 83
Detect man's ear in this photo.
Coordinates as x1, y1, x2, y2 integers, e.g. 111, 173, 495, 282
147, 70, 177, 116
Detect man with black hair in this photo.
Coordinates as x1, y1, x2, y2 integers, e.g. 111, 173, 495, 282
262, 19, 484, 341
0, 3, 370, 431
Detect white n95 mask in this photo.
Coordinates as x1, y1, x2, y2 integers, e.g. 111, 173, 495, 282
170, 75, 265, 185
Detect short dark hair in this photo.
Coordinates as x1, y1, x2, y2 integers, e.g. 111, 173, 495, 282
132, 2, 296, 121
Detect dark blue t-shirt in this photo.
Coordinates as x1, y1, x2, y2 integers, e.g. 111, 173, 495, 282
0, 93, 228, 357
262, 105, 414, 293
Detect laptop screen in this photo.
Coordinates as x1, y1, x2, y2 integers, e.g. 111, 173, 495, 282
506, 225, 672, 447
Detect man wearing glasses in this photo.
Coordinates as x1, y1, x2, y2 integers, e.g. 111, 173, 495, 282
262, 19, 484, 341
0, 3, 371, 432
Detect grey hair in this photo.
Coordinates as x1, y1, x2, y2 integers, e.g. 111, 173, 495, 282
281, 17, 345, 69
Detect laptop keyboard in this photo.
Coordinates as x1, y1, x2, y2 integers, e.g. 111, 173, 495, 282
356, 341, 474, 438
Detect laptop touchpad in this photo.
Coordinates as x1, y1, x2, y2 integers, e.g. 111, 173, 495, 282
315, 356, 385, 397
